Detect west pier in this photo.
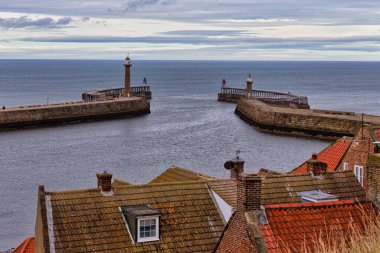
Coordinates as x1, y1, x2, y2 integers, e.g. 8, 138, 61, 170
218, 74, 380, 140
0, 56, 151, 131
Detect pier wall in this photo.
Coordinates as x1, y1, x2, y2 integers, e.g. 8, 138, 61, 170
235, 99, 380, 140
0, 97, 150, 130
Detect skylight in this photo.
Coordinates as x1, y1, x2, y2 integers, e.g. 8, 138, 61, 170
297, 190, 338, 203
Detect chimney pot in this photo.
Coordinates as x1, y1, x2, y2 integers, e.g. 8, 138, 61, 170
307, 155, 327, 177
97, 171, 113, 192
224, 157, 244, 179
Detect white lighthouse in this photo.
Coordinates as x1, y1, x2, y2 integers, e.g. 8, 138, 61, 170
123, 55, 132, 97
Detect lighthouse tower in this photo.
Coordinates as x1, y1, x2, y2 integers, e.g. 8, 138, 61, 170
246, 73, 253, 98
123, 55, 132, 97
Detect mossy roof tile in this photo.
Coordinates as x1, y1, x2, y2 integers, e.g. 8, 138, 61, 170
149, 166, 215, 184
45, 181, 224, 253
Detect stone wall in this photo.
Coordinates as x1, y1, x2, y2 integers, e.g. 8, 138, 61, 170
235, 99, 380, 140
0, 97, 150, 130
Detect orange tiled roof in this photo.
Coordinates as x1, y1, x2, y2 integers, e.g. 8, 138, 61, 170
291, 138, 352, 174
259, 200, 376, 253
13, 237, 35, 253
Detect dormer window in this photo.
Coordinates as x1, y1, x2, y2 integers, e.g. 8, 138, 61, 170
138, 216, 159, 242
120, 205, 160, 243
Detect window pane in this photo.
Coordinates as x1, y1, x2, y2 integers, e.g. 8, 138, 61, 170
139, 218, 158, 239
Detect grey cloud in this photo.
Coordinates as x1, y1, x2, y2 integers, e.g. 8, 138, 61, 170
160, 30, 251, 37
81, 17, 91, 22
17, 35, 380, 53
124, 0, 166, 11
0, 16, 73, 29
0, 1, 380, 26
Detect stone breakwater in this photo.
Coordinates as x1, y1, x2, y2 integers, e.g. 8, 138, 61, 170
235, 99, 380, 140
0, 97, 150, 131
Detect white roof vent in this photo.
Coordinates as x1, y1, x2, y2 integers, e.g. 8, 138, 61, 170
297, 190, 338, 203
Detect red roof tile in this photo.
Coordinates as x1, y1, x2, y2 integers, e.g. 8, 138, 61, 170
259, 200, 376, 253
13, 237, 35, 253
291, 138, 352, 174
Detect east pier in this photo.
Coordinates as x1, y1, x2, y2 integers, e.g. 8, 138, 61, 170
218, 74, 380, 140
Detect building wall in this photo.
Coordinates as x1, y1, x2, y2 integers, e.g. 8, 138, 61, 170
367, 155, 380, 201
337, 127, 377, 193
215, 212, 258, 253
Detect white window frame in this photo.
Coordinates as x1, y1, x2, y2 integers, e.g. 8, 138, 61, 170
137, 216, 159, 242
354, 165, 364, 186
343, 162, 348, 171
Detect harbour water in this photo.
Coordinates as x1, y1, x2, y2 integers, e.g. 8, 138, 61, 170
1, 60, 380, 249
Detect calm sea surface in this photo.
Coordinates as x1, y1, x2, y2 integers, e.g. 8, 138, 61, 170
0, 60, 380, 249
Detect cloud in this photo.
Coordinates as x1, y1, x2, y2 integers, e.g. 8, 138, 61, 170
0, 16, 73, 29
81, 17, 90, 22
1, 1, 380, 60
160, 30, 250, 37
124, 0, 171, 11
18, 35, 380, 53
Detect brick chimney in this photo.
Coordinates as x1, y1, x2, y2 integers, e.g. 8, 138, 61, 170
367, 154, 380, 200
307, 153, 327, 177
224, 151, 244, 179
97, 171, 113, 192
237, 174, 262, 213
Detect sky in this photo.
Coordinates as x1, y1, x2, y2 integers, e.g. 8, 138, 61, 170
0, 0, 380, 60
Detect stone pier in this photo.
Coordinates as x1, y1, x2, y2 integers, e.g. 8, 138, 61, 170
235, 98, 380, 140
0, 97, 150, 131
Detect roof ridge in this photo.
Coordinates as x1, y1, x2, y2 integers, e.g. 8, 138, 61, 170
13, 236, 35, 253
269, 170, 353, 178
46, 188, 100, 195
263, 199, 361, 209
48, 179, 214, 194
289, 138, 353, 174
167, 166, 215, 178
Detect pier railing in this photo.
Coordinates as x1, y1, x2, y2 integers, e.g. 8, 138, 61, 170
219, 87, 247, 96
253, 89, 309, 105
219, 87, 309, 107
82, 86, 151, 101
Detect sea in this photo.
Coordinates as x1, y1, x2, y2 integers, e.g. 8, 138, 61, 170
0, 60, 380, 250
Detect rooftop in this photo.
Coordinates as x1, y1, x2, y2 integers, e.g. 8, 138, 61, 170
207, 171, 366, 207
291, 138, 352, 174
13, 237, 35, 253
41, 180, 225, 253
258, 200, 376, 253
149, 166, 215, 184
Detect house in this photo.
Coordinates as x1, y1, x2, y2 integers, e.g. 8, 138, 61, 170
215, 158, 377, 253
291, 125, 380, 203
34, 171, 225, 252
336, 125, 380, 191
290, 137, 352, 174
30, 152, 375, 252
